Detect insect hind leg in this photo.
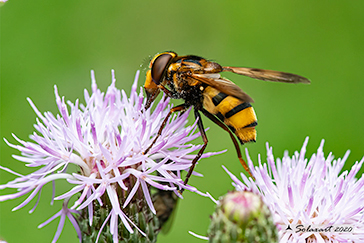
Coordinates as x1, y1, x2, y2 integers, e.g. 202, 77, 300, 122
200, 108, 254, 179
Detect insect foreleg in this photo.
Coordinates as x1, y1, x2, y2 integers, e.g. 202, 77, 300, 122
158, 84, 177, 97
143, 103, 188, 155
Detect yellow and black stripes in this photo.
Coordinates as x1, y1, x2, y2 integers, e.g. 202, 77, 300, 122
203, 86, 257, 144
225, 102, 252, 118
212, 92, 228, 106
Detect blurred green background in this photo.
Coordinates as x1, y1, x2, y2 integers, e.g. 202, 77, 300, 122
1, 1, 364, 242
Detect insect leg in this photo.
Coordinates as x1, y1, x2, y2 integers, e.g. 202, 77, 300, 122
181, 108, 208, 192
200, 108, 254, 179
143, 103, 188, 155
158, 84, 174, 98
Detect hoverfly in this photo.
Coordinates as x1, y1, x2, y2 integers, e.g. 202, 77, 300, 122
143, 51, 310, 189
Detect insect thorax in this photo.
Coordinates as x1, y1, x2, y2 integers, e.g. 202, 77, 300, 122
165, 71, 205, 108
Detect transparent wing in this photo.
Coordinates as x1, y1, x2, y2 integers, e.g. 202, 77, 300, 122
223, 66, 310, 84
191, 73, 254, 102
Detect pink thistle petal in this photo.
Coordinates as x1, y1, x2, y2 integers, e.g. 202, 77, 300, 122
140, 179, 156, 214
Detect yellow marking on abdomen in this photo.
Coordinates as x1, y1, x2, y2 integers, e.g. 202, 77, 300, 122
203, 86, 257, 144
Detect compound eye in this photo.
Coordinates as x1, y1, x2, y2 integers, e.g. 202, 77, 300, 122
151, 53, 173, 84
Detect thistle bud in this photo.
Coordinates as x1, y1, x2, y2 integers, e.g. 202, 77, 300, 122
208, 190, 278, 243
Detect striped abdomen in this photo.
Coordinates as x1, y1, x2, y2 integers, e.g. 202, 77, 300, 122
203, 86, 257, 144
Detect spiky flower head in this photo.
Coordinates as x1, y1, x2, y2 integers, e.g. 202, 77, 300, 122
208, 190, 278, 243
225, 137, 364, 243
0, 70, 222, 242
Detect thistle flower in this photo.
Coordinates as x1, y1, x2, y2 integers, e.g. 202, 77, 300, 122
0, 70, 222, 242
225, 137, 364, 243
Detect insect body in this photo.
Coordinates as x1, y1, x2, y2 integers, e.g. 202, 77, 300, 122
143, 51, 310, 189
202, 85, 257, 144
